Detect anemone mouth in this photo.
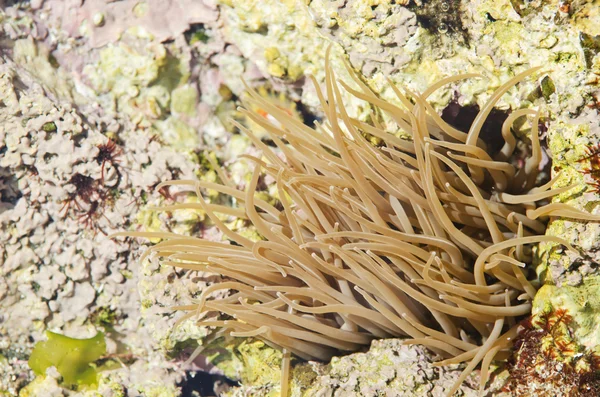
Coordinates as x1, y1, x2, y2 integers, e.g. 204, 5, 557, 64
113, 51, 597, 396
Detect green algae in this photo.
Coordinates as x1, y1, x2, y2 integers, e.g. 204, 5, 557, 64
28, 331, 106, 388
41, 122, 57, 132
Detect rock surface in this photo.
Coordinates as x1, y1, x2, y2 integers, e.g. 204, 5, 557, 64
2, 0, 600, 396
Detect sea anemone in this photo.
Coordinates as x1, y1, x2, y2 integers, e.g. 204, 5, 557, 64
114, 51, 599, 396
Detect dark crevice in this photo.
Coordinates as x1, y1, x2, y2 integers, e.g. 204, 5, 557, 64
178, 370, 240, 397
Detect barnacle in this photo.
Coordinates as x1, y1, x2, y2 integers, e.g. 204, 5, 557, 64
114, 51, 600, 396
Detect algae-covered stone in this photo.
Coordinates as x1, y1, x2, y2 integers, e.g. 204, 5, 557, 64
503, 301, 600, 394
82, 39, 200, 145
218, 339, 481, 397
209, 338, 316, 397
84, 43, 167, 96
309, 0, 418, 77
533, 279, 600, 352
218, 339, 283, 394
156, 116, 199, 149
11, 38, 75, 102
302, 340, 481, 397
18, 374, 65, 397
219, 0, 334, 105
170, 84, 198, 117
